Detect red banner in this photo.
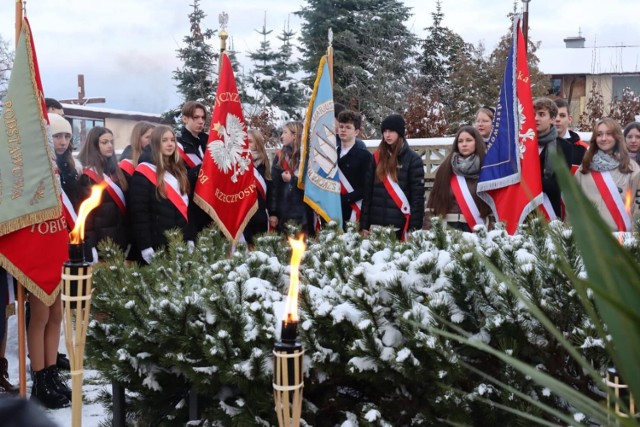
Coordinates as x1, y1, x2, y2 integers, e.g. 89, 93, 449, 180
0, 18, 68, 305
194, 54, 257, 242
0, 218, 68, 305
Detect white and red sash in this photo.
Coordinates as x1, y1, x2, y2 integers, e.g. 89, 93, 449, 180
83, 168, 126, 215
61, 189, 77, 231
338, 168, 362, 222
591, 171, 632, 232
177, 142, 203, 168
450, 175, 484, 229
136, 163, 189, 222
254, 168, 267, 201
119, 158, 135, 176
374, 152, 410, 240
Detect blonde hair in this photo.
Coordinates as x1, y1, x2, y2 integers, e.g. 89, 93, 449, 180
248, 128, 271, 180
130, 121, 156, 166
276, 121, 303, 172
149, 125, 189, 197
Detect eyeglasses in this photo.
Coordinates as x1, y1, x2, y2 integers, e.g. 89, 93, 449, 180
53, 133, 72, 140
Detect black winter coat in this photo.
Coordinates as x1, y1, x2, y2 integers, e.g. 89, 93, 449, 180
337, 140, 373, 229
177, 128, 208, 170
78, 173, 129, 257
270, 152, 315, 235
56, 151, 80, 210
361, 142, 425, 235
541, 137, 586, 217
244, 162, 272, 244
130, 168, 195, 252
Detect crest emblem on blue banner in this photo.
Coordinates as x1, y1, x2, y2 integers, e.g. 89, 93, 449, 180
298, 56, 343, 227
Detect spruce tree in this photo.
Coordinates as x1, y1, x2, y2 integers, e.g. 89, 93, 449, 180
419, 1, 469, 99
246, 12, 279, 108
296, 0, 416, 131
271, 18, 304, 118
173, 0, 218, 107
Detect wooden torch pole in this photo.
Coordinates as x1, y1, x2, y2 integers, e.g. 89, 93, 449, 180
14, 0, 27, 398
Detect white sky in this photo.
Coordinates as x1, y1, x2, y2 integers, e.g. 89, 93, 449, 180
1, 0, 638, 114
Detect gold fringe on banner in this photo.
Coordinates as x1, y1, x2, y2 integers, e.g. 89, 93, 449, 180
193, 193, 258, 244
0, 255, 60, 307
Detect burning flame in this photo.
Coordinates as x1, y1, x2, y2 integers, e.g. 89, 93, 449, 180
283, 234, 306, 324
625, 187, 633, 215
69, 182, 107, 244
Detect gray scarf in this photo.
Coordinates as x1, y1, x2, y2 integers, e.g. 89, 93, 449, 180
591, 150, 620, 172
538, 126, 558, 179
451, 153, 480, 178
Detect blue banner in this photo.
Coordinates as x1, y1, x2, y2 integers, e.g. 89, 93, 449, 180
298, 56, 343, 227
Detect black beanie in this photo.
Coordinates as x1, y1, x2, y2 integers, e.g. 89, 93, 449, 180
380, 114, 405, 138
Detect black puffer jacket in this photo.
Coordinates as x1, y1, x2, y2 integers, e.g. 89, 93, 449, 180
360, 142, 425, 234
129, 166, 195, 252
78, 173, 129, 257
270, 151, 314, 235
244, 162, 272, 244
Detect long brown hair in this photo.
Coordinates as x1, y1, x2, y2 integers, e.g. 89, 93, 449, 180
275, 121, 303, 172
130, 121, 155, 166
150, 125, 189, 197
580, 118, 632, 174
78, 126, 128, 191
427, 126, 487, 217
375, 135, 406, 182
249, 128, 271, 180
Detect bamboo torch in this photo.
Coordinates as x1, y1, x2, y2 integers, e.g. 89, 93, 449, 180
61, 182, 106, 427
273, 235, 306, 427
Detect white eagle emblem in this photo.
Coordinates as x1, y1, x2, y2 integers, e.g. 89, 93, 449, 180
207, 113, 251, 183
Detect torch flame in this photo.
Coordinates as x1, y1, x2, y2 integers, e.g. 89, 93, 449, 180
625, 187, 633, 215
69, 182, 107, 244
283, 234, 306, 324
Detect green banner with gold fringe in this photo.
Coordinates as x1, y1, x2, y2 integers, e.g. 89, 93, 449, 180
0, 17, 61, 237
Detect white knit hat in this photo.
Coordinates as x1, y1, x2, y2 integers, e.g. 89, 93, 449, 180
49, 113, 71, 135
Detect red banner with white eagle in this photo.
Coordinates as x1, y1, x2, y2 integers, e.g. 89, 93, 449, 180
194, 53, 257, 242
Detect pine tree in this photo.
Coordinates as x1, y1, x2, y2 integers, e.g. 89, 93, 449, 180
419, 1, 469, 98
246, 12, 279, 108
88, 221, 612, 425
296, 0, 416, 132
447, 41, 491, 133
271, 18, 304, 118
173, 0, 218, 108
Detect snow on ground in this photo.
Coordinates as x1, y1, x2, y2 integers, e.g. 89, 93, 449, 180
5, 313, 109, 426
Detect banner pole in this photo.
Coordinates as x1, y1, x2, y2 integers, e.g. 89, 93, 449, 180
14, 0, 27, 399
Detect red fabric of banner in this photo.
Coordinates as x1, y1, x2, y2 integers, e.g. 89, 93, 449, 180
194, 54, 257, 242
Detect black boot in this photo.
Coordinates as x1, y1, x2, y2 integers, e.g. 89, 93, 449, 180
56, 352, 70, 371
0, 358, 18, 394
30, 368, 70, 409
46, 365, 71, 400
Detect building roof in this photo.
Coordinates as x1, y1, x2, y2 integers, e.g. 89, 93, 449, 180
60, 103, 164, 123
537, 46, 640, 75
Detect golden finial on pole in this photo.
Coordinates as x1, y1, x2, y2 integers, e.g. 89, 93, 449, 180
218, 11, 229, 73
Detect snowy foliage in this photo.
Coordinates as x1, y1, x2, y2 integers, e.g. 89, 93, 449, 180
85, 217, 631, 425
